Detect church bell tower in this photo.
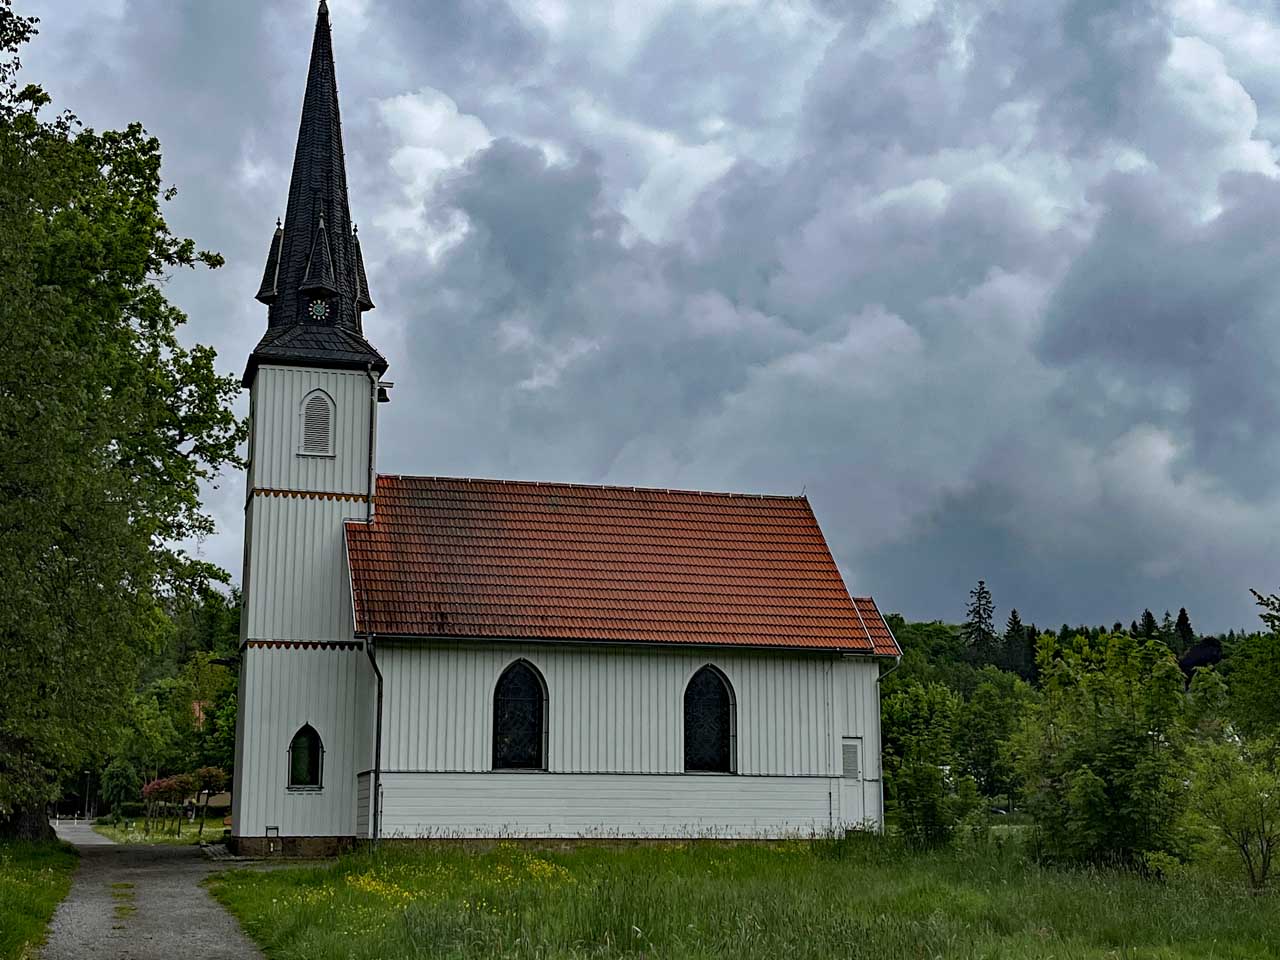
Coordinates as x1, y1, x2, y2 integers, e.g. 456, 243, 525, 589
232, 0, 387, 850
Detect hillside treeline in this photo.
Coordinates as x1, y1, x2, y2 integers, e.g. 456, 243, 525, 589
882, 580, 1280, 888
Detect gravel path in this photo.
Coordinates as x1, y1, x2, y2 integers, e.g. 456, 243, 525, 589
42, 823, 263, 960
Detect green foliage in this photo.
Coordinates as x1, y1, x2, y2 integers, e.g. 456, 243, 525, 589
1190, 739, 1280, 890
955, 667, 1035, 802
1227, 592, 1280, 737
99, 759, 139, 818
882, 681, 978, 847
1014, 632, 1189, 866
0, 840, 77, 960
201, 693, 238, 777
0, 2, 243, 829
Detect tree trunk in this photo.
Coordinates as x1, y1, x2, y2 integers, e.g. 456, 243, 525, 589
0, 809, 55, 841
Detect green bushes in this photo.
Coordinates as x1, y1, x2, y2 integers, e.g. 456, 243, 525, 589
1014, 632, 1189, 866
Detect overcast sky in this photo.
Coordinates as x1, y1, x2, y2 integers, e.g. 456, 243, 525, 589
19, 0, 1280, 632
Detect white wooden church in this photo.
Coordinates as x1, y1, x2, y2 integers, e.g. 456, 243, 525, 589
230, 2, 900, 854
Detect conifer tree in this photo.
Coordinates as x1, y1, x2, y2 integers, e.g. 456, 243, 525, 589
963, 580, 997, 661
1140, 609, 1159, 638
1174, 607, 1196, 653
1002, 609, 1027, 675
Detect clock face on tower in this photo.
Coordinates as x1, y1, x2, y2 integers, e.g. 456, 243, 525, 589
308, 299, 329, 321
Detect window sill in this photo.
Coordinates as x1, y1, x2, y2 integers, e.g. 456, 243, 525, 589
490, 768, 550, 773
286, 785, 324, 793
296, 451, 335, 459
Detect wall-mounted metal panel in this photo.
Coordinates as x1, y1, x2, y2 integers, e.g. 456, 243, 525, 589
378, 642, 845, 779
235, 646, 370, 837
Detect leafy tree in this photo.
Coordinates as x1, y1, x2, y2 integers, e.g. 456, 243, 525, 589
956, 667, 1035, 804
1191, 739, 1280, 890
200, 693, 238, 779
882, 680, 976, 848
962, 580, 998, 663
0, 4, 243, 838
192, 766, 228, 837
99, 758, 139, 824
1225, 591, 1280, 738
1013, 631, 1189, 866
1174, 607, 1196, 654
882, 616, 982, 696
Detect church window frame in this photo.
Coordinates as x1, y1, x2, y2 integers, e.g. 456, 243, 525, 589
683, 664, 737, 774
287, 724, 324, 790
298, 388, 335, 457
492, 659, 549, 771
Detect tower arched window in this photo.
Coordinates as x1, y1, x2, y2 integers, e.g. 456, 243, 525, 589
288, 724, 324, 788
492, 660, 548, 770
684, 665, 736, 773
299, 389, 334, 456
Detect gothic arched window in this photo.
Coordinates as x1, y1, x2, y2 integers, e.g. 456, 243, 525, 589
288, 724, 324, 788
492, 660, 547, 770
299, 389, 334, 455
684, 665, 736, 773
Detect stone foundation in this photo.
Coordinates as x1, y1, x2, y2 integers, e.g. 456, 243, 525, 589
230, 835, 355, 858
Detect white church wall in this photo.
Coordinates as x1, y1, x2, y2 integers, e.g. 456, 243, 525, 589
836, 658, 884, 827
234, 645, 368, 837
377, 772, 838, 839
248, 365, 374, 496
243, 494, 362, 643
377, 641, 846, 778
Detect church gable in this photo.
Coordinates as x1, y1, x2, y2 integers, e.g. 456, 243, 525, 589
344, 475, 898, 654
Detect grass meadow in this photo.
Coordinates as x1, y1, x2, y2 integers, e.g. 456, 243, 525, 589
93, 815, 228, 845
209, 836, 1280, 960
0, 841, 77, 960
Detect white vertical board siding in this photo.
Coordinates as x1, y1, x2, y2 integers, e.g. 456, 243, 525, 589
250, 365, 374, 495
355, 773, 371, 837
378, 642, 841, 777
242, 495, 361, 642
236, 646, 366, 837
837, 658, 884, 828
378, 773, 836, 839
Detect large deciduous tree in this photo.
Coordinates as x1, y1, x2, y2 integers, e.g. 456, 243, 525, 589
0, 4, 242, 838
1013, 632, 1189, 866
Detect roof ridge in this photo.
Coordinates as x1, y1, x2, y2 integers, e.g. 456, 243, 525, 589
374, 473, 809, 502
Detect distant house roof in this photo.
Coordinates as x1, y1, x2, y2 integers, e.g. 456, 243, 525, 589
344, 475, 900, 655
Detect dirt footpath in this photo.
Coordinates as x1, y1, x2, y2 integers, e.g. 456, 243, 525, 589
42, 823, 262, 960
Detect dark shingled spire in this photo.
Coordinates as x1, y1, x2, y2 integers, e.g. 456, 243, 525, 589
244, 0, 385, 385
255, 220, 284, 304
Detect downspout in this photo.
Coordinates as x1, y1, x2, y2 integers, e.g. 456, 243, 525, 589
364, 634, 383, 845
360, 366, 382, 841
875, 624, 903, 833
365, 366, 377, 522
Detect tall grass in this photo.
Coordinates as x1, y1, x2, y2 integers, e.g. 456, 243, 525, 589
209, 835, 1280, 959
0, 841, 77, 960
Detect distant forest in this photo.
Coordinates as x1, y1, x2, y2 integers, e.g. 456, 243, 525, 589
881, 579, 1280, 887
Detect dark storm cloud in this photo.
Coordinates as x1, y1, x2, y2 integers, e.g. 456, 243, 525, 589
19, 0, 1280, 630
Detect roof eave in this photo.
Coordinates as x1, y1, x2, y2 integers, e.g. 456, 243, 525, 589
347, 629, 875, 657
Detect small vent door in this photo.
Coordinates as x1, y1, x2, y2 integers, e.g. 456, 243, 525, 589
301, 392, 332, 454
841, 737, 862, 780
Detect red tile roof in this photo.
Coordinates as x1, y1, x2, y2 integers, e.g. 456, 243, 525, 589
344, 475, 899, 655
